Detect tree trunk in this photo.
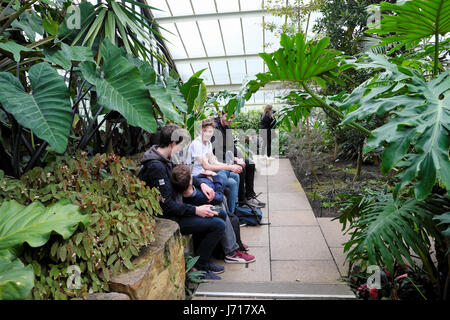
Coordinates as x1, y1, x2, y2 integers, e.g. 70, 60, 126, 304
354, 142, 363, 181
306, 115, 320, 184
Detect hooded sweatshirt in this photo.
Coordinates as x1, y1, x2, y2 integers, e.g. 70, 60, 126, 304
138, 145, 197, 219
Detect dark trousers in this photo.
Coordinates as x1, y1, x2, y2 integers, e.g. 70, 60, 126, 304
261, 130, 272, 157
176, 211, 226, 269
237, 158, 255, 202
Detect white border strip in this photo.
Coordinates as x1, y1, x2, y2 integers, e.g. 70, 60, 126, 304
194, 291, 356, 299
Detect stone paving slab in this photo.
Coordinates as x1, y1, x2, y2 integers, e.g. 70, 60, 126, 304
268, 192, 311, 210
271, 260, 344, 284
211, 246, 271, 282
269, 210, 318, 226
318, 217, 351, 248
270, 226, 332, 260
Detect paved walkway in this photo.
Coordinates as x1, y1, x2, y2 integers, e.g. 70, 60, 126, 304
194, 158, 355, 299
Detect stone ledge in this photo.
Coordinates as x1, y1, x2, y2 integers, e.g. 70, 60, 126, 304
72, 292, 130, 300
108, 218, 186, 300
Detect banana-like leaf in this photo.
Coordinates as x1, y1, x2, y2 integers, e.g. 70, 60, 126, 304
0, 199, 90, 250
343, 193, 440, 274
0, 62, 72, 153
0, 257, 34, 300
433, 211, 450, 237
366, 0, 450, 52
126, 54, 186, 124
341, 55, 450, 200
79, 39, 157, 132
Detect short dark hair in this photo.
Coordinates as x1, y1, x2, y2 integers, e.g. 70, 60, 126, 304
171, 164, 191, 192
158, 124, 184, 148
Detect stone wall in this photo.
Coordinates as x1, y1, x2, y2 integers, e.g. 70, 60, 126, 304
108, 218, 187, 300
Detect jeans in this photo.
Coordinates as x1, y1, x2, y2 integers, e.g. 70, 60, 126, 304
176, 210, 226, 269
220, 209, 239, 256
217, 170, 239, 214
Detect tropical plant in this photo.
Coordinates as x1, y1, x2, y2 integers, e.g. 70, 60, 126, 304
0, 152, 162, 299
0, 199, 89, 300
184, 254, 205, 299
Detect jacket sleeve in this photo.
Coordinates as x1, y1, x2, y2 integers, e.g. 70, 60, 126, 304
140, 161, 196, 217
211, 175, 224, 204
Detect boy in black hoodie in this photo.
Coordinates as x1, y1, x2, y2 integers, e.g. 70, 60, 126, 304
138, 124, 226, 279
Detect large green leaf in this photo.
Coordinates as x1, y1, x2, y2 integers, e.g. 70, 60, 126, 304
43, 42, 95, 70
0, 199, 90, 250
79, 39, 157, 132
11, 10, 43, 42
367, 0, 450, 52
343, 193, 440, 274
341, 54, 450, 200
0, 41, 40, 62
0, 62, 72, 153
0, 257, 34, 300
245, 33, 344, 100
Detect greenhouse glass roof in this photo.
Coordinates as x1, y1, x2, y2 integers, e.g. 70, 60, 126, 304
150, 0, 321, 109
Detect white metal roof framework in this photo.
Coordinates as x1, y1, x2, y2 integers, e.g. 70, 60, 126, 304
150, 0, 296, 110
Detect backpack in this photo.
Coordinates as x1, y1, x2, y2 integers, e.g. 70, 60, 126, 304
235, 204, 263, 226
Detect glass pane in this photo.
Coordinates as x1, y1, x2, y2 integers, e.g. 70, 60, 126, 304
228, 60, 246, 84
198, 20, 225, 57
151, 0, 171, 17
209, 61, 230, 85
191, 0, 216, 14
240, 0, 264, 11
242, 17, 263, 54
176, 21, 206, 58
160, 23, 188, 59
246, 58, 264, 78
175, 63, 194, 82
215, 0, 239, 12
220, 18, 244, 55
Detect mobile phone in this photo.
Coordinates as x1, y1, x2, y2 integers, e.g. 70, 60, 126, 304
211, 205, 222, 213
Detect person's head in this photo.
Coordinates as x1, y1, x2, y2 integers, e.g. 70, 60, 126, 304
171, 164, 192, 192
158, 124, 185, 156
220, 108, 235, 127
201, 118, 215, 142
263, 104, 273, 116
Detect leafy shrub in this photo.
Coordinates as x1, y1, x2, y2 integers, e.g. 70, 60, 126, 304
0, 152, 162, 299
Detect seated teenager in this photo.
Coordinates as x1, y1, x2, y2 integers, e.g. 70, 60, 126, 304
138, 124, 226, 280
171, 164, 255, 264
211, 110, 266, 209
188, 117, 241, 215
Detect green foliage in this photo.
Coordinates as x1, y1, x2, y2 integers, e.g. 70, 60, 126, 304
232, 110, 261, 133
366, 0, 450, 63
184, 254, 205, 298
340, 54, 450, 200
0, 199, 89, 250
58, 0, 165, 63
79, 39, 158, 133
0, 153, 162, 299
0, 257, 34, 300
340, 191, 441, 276
0, 62, 72, 153
245, 33, 344, 99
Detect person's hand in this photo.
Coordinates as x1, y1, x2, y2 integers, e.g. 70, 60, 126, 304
200, 170, 217, 176
200, 183, 215, 202
235, 158, 245, 167
195, 205, 218, 218
229, 164, 243, 174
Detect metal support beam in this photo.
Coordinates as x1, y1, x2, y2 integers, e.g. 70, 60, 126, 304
206, 82, 296, 93
174, 53, 261, 64
155, 10, 269, 24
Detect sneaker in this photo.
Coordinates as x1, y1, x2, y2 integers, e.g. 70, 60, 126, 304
201, 271, 221, 280
225, 250, 256, 264
245, 197, 265, 208
208, 263, 225, 274
242, 243, 249, 251
239, 222, 247, 227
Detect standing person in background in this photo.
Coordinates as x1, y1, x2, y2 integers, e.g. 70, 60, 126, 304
259, 104, 276, 158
